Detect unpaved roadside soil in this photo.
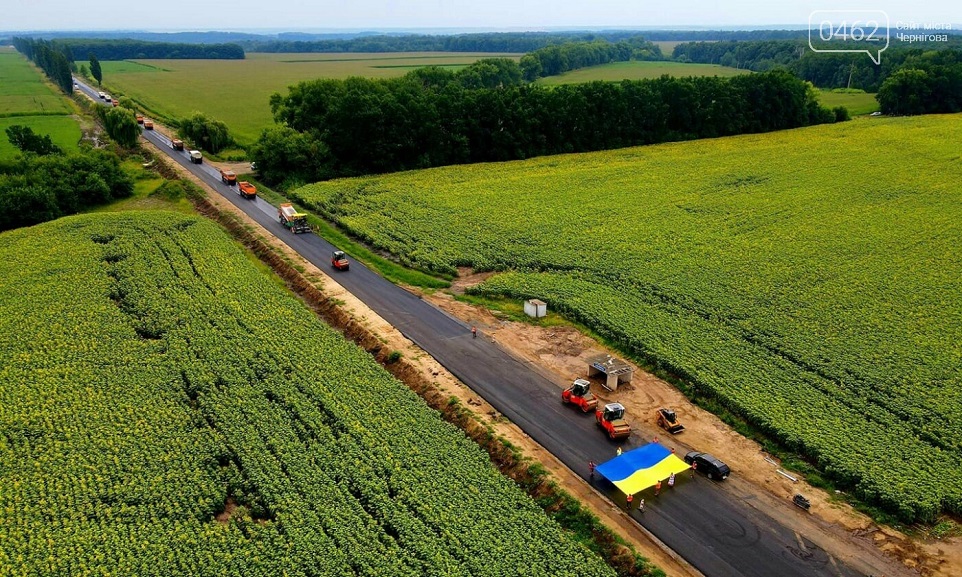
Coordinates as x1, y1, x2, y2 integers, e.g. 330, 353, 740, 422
420, 287, 962, 577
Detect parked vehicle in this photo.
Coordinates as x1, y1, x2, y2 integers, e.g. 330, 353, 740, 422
792, 494, 811, 511
656, 408, 685, 434
684, 451, 731, 481
596, 403, 631, 440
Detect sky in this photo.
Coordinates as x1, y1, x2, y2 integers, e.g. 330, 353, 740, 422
3, 0, 960, 32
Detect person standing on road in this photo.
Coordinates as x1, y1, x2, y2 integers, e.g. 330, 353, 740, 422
637, 497, 645, 513
471, 326, 477, 339
691, 461, 697, 478
654, 479, 662, 496
626, 493, 633, 509
616, 446, 623, 457
588, 460, 596, 481
668, 472, 676, 489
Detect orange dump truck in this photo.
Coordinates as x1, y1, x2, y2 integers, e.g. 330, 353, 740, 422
220, 169, 236, 186
237, 181, 256, 199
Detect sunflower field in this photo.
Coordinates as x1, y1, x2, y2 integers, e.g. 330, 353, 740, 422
0, 212, 615, 576
292, 114, 962, 522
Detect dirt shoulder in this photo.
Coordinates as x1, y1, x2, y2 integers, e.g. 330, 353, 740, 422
419, 288, 961, 577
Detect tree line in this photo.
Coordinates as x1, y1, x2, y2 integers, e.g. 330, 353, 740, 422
876, 50, 962, 114
0, 132, 133, 232
59, 39, 244, 60
520, 39, 662, 81
251, 63, 839, 186
11, 37, 74, 94
252, 31, 662, 54
673, 39, 962, 91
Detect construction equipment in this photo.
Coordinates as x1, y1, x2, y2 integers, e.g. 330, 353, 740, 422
111, 99, 119, 107
331, 250, 350, 271
136, 114, 144, 124
792, 494, 811, 511
143, 120, 154, 130
278, 203, 311, 234
237, 181, 256, 199
656, 408, 685, 434
171, 139, 184, 151
220, 169, 236, 186
561, 378, 598, 413
596, 403, 631, 440
189, 150, 203, 164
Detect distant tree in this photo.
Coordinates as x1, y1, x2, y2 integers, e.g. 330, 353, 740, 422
177, 112, 232, 153
89, 53, 102, 85
877, 68, 931, 115
101, 107, 140, 148
5, 125, 61, 155
78, 63, 89, 78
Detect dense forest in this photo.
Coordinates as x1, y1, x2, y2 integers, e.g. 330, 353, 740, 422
59, 39, 244, 60
253, 31, 661, 54
252, 60, 839, 185
673, 39, 962, 91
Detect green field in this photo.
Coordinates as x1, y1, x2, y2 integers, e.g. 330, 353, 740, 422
292, 114, 962, 522
0, 211, 614, 576
0, 115, 81, 158
100, 52, 521, 145
816, 89, 880, 115
0, 49, 79, 159
535, 60, 749, 85
0, 51, 72, 116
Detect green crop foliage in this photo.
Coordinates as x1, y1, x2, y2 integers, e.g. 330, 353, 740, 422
293, 114, 962, 523
0, 212, 614, 577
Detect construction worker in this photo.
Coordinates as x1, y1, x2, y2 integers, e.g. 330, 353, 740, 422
616, 446, 623, 457
588, 460, 596, 481
668, 472, 676, 489
653, 436, 659, 444
637, 498, 645, 513
626, 493, 633, 509
471, 326, 477, 339
655, 479, 662, 496
691, 461, 697, 478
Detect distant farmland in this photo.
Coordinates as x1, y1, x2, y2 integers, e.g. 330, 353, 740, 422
0, 48, 79, 159
535, 60, 748, 85
99, 52, 521, 145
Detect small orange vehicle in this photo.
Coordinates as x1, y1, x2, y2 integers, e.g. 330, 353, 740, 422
143, 120, 154, 130
331, 250, 350, 271
136, 115, 144, 124
219, 169, 236, 186
111, 99, 119, 107
171, 139, 184, 151
237, 181, 256, 199
596, 403, 631, 440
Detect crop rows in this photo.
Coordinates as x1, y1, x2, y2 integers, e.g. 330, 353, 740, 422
292, 115, 962, 522
0, 212, 614, 576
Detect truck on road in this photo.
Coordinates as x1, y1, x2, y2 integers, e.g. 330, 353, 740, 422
278, 203, 311, 234
237, 181, 256, 199
220, 169, 236, 186
189, 150, 203, 164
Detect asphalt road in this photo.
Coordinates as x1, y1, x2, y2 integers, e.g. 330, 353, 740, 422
77, 78, 863, 577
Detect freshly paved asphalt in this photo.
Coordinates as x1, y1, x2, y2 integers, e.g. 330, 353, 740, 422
78, 78, 862, 577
